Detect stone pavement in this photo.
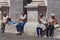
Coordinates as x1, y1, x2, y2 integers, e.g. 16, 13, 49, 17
0, 24, 60, 40
0, 32, 60, 40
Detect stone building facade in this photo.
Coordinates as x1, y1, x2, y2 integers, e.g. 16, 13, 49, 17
10, 0, 60, 23
47, 0, 60, 24
10, 0, 23, 22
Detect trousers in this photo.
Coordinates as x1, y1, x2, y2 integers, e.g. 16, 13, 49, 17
1, 23, 6, 32
16, 22, 25, 32
36, 27, 42, 37
46, 24, 54, 37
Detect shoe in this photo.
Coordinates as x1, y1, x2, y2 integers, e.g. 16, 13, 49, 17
22, 31, 24, 33
16, 33, 20, 35
50, 36, 54, 38
41, 35, 42, 37
1, 31, 5, 33
20, 33, 22, 35
49, 37, 51, 38
37, 35, 40, 37
16, 33, 22, 35
44, 36, 49, 38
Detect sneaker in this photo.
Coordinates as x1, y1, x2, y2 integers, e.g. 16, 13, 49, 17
16, 33, 20, 35
1, 31, 5, 33
50, 36, 54, 38
38, 35, 40, 37
16, 33, 22, 35
49, 37, 51, 38
44, 36, 49, 38
20, 33, 22, 35
41, 35, 42, 37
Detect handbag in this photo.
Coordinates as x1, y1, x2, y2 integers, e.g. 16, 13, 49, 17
54, 24, 59, 28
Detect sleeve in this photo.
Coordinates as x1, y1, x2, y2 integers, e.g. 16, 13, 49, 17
40, 17, 47, 24
23, 15, 26, 19
20, 15, 26, 19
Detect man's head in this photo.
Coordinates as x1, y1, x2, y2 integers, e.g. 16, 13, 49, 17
21, 12, 25, 16
40, 14, 43, 18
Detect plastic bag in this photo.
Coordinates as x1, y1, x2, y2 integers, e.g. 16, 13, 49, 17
54, 24, 60, 28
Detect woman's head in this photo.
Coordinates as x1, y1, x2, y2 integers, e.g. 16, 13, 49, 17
51, 16, 55, 19
51, 13, 56, 19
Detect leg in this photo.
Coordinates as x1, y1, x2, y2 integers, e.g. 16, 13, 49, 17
1, 23, 6, 33
40, 28, 42, 37
46, 27, 49, 37
21, 26, 24, 33
16, 23, 23, 35
16, 23, 21, 32
21, 22, 25, 33
50, 25, 54, 37
36, 27, 40, 37
52, 28, 54, 37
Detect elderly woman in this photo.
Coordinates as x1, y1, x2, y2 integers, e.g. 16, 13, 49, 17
46, 13, 58, 38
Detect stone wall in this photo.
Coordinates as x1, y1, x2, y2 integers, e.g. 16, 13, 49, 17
9, 0, 60, 24
10, 0, 23, 22
47, 0, 60, 24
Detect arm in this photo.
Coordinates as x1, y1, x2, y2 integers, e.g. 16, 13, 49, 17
19, 15, 26, 21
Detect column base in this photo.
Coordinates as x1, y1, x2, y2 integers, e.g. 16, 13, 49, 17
24, 22, 39, 36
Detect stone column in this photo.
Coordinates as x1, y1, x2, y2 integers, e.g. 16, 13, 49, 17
24, 0, 47, 36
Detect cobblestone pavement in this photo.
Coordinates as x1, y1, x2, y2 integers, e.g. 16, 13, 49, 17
0, 24, 60, 40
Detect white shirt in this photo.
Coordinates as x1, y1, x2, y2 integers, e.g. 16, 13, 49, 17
19, 14, 26, 23
3, 16, 8, 20
2, 16, 8, 23
39, 16, 47, 24
20, 14, 26, 19
38, 16, 47, 30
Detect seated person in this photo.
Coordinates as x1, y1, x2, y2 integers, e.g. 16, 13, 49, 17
16, 12, 26, 35
36, 14, 47, 37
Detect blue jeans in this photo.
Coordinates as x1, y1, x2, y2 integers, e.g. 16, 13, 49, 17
36, 27, 42, 37
46, 24, 54, 37
16, 22, 25, 32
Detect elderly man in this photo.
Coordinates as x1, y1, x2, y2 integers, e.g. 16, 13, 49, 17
16, 12, 26, 35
